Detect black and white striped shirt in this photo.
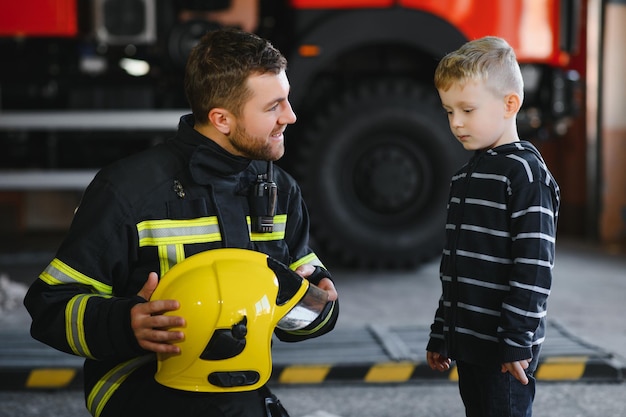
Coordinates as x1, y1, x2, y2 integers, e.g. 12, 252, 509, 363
427, 140, 560, 365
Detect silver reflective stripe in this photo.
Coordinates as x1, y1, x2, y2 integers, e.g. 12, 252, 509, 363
40, 258, 112, 295
66, 294, 110, 359
137, 217, 221, 246
137, 217, 221, 275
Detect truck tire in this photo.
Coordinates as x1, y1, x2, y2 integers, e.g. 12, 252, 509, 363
292, 80, 469, 269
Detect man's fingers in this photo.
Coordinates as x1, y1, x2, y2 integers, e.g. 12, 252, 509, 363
131, 275, 185, 354
146, 310, 184, 329
141, 299, 181, 316
141, 341, 181, 354
141, 326, 184, 342
137, 272, 159, 300
131, 300, 183, 334
134, 314, 185, 354
317, 278, 338, 301
139, 330, 185, 353
294, 264, 315, 278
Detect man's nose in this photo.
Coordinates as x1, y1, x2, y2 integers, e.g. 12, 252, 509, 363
281, 101, 297, 125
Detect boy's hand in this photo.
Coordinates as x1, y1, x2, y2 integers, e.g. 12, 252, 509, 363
501, 359, 531, 385
427, 351, 451, 372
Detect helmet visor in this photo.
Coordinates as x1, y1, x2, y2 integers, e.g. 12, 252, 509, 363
276, 283, 328, 331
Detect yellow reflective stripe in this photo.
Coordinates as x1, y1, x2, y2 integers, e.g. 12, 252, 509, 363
65, 294, 104, 359
283, 301, 337, 337
157, 243, 185, 275
87, 355, 154, 417
158, 245, 170, 275
247, 214, 287, 241
138, 217, 220, 276
174, 243, 185, 265
39, 258, 112, 295
137, 217, 221, 246
289, 252, 324, 270
250, 230, 285, 241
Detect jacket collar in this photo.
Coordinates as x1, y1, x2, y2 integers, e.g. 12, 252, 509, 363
177, 114, 252, 184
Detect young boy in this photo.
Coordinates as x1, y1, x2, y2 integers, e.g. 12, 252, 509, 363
425, 36, 560, 417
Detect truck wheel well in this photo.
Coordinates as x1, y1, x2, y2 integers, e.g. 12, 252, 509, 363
292, 43, 439, 124
290, 79, 469, 269
286, 7, 468, 108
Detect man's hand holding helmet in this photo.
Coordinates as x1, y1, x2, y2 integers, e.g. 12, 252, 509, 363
129, 255, 337, 358
130, 272, 185, 354
294, 264, 338, 302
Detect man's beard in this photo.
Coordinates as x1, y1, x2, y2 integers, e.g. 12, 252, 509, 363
229, 124, 284, 161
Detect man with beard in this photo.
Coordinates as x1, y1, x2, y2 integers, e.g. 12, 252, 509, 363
24, 28, 339, 417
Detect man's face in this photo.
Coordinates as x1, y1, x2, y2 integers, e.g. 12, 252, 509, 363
228, 70, 297, 161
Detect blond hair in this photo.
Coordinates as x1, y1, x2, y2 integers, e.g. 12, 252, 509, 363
434, 36, 524, 100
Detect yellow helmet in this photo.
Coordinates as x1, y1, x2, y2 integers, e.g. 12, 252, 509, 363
150, 248, 325, 392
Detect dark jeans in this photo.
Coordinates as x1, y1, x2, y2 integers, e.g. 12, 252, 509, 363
456, 360, 537, 417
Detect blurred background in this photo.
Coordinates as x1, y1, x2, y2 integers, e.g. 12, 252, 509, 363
0, 0, 624, 271
0, 2, 625, 416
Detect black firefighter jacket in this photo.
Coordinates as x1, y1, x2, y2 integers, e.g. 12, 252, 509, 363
24, 115, 338, 416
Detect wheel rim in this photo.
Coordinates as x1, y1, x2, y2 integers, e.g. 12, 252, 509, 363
351, 133, 432, 216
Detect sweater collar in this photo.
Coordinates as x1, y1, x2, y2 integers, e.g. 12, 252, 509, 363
475, 140, 540, 158
177, 114, 252, 184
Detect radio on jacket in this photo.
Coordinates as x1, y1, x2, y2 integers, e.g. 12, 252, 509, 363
249, 161, 278, 233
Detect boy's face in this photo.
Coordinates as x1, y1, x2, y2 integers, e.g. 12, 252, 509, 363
227, 70, 297, 161
438, 80, 518, 151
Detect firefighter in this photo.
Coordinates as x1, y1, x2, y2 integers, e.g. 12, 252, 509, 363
24, 28, 338, 417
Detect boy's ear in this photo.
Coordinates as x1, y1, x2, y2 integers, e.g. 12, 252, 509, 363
208, 108, 233, 135
504, 93, 522, 118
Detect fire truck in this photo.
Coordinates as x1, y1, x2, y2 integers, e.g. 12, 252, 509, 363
0, 0, 581, 268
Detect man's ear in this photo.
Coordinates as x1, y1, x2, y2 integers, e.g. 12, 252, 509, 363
208, 108, 233, 134
504, 93, 522, 118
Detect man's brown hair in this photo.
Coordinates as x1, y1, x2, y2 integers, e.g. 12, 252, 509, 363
184, 28, 288, 123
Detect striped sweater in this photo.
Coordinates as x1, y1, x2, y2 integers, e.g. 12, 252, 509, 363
427, 140, 560, 365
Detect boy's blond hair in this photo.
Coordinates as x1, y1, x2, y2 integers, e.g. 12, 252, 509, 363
434, 36, 524, 101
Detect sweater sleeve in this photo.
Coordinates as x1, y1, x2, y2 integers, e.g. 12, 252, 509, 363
498, 180, 558, 363
426, 294, 447, 355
